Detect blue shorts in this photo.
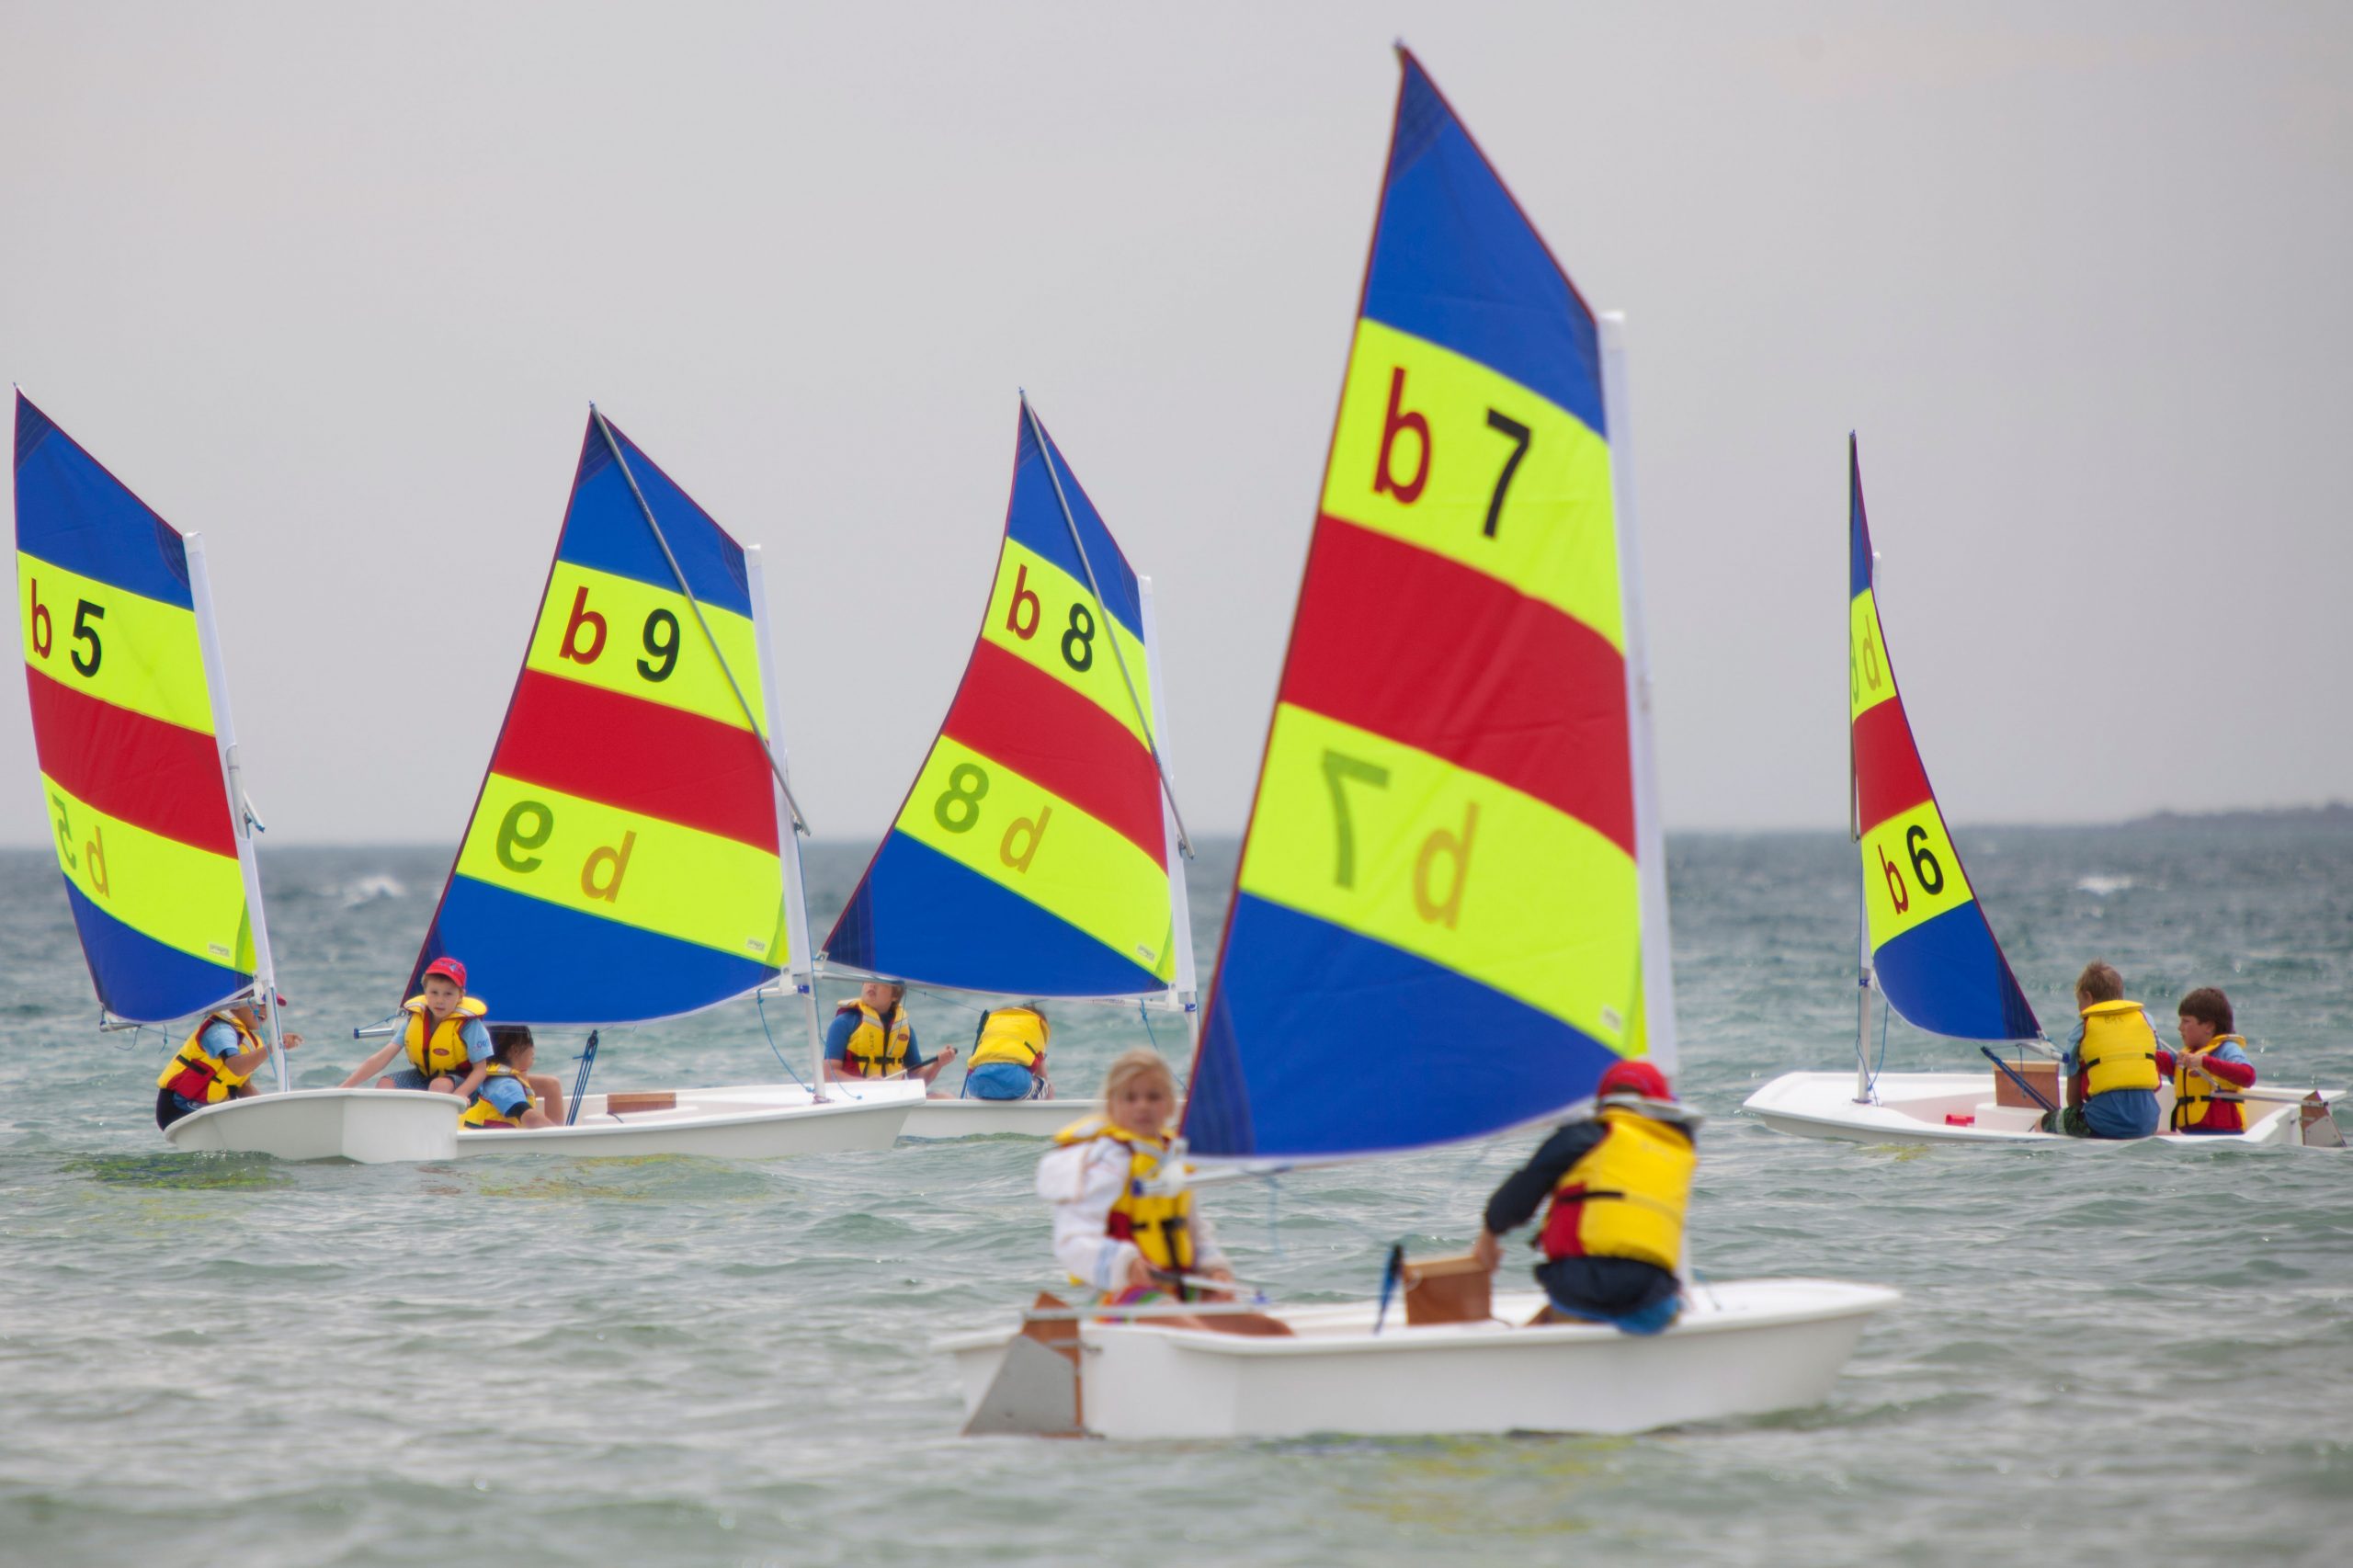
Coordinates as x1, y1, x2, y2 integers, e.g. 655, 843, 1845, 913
961, 1061, 1043, 1101
1545, 1291, 1683, 1336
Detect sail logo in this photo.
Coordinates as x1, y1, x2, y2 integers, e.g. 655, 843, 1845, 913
1861, 805, 1973, 946
526, 562, 764, 735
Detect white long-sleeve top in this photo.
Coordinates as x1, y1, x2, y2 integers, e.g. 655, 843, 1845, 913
1036, 1128, 1226, 1295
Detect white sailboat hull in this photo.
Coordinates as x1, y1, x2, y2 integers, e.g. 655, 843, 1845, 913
163, 1088, 462, 1163
451, 1085, 912, 1157
1742, 1071, 2339, 1147
824, 1082, 1104, 1139
940, 1278, 1897, 1440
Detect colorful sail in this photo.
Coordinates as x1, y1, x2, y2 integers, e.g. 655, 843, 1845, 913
1186, 51, 1651, 1159
409, 413, 792, 1024
15, 393, 258, 1021
1848, 437, 2038, 1040
824, 402, 1178, 998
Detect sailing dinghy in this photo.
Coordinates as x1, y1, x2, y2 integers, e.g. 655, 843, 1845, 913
1740, 439, 2340, 1148
940, 52, 1895, 1440
14, 392, 458, 1163
821, 398, 1196, 1137
392, 409, 915, 1157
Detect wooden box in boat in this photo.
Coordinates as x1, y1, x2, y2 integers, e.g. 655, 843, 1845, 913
1403, 1253, 1494, 1326
1992, 1060, 2060, 1108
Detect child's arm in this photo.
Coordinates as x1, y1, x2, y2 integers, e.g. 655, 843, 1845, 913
340, 1039, 404, 1088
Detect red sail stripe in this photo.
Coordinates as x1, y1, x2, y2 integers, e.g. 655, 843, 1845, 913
490, 669, 779, 852
24, 665, 236, 855
1278, 517, 1634, 856
939, 639, 1165, 861
1853, 694, 1935, 830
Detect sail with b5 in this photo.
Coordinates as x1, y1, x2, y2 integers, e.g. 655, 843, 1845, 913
15, 392, 277, 1031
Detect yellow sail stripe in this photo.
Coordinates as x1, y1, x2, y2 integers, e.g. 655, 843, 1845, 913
37, 773, 252, 971
1321, 320, 1622, 653
523, 561, 766, 734
1849, 588, 1897, 722
456, 773, 789, 961
17, 552, 214, 734
1237, 703, 1639, 1048
975, 540, 1154, 745
1859, 800, 1979, 948
893, 735, 1178, 983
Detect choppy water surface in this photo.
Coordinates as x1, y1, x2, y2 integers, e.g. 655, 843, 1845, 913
3, 826, 2348, 1567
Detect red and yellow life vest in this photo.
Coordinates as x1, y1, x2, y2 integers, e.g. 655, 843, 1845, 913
1053, 1116, 1196, 1274
970, 1006, 1049, 1070
155, 1011, 265, 1104
1538, 1107, 1695, 1271
2172, 1035, 2250, 1131
2078, 1000, 2162, 1096
459, 1062, 537, 1130
401, 994, 488, 1077
838, 999, 912, 1077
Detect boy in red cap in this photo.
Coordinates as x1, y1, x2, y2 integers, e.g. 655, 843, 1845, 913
343, 956, 492, 1099
1471, 1059, 1699, 1335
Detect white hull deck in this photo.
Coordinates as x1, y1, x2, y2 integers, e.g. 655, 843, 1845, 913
824, 1083, 1103, 1139
1742, 1072, 2341, 1148
452, 1084, 913, 1157
163, 1088, 462, 1164
163, 1082, 919, 1162
940, 1278, 1898, 1440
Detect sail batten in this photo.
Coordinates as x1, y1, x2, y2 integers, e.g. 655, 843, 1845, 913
409, 414, 791, 1025
820, 403, 1180, 1002
1185, 51, 1652, 1160
1848, 437, 2040, 1042
15, 392, 258, 1022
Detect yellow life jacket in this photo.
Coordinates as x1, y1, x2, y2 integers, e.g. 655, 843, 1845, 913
2171, 1035, 2250, 1131
2077, 1000, 2161, 1096
401, 994, 488, 1077
156, 1011, 265, 1104
459, 1062, 537, 1130
1052, 1116, 1196, 1275
838, 1000, 912, 1077
1539, 1107, 1695, 1271
970, 1006, 1049, 1070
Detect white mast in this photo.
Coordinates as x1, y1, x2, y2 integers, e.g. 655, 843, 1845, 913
1598, 314, 1678, 1076
1138, 575, 1197, 1032
744, 545, 829, 1103
185, 535, 287, 1091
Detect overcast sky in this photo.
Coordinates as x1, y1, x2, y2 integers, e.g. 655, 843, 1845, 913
5, 1, 2347, 851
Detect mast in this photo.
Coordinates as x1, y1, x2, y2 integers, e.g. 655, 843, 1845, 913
744, 544, 828, 1102
1598, 315, 1677, 1075
185, 535, 287, 1090
1138, 574, 1197, 1029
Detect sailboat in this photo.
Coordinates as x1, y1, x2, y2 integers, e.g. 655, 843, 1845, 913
15, 391, 459, 1162
821, 396, 1196, 1137
1740, 438, 2340, 1147
938, 51, 1896, 1440
385, 408, 917, 1157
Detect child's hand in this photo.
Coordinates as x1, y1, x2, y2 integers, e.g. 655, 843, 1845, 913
1124, 1253, 1157, 1291
1472, 1229, 1502, 1271
280, 1033, 304, 1051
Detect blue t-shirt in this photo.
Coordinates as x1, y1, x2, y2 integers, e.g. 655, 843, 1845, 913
822, 1009, 925, 1071
473, 1073, 533, 1119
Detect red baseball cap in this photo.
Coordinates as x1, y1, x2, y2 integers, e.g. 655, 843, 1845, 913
1595, 1060, 1673, 1103
422, 956, 467, 989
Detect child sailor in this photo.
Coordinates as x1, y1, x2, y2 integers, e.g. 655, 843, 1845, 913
1038, 1048, 1233, 1301
342, 956, 492, 1098
153, 995, 302, 1130
1472, 1060, 1697, 1335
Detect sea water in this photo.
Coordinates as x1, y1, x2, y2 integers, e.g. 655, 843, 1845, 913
2, 824, 2348, 1567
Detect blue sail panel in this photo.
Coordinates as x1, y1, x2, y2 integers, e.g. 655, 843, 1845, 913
421, 876, 776, 1025
1188, 895, 1620, 1159
62, 881, 250, 1023
1004, 409, 1142, 641
1872, 902, 2041, 1042
829, 833, 1166, 998
560, 417, 753, 617
14, 396, 193, 609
